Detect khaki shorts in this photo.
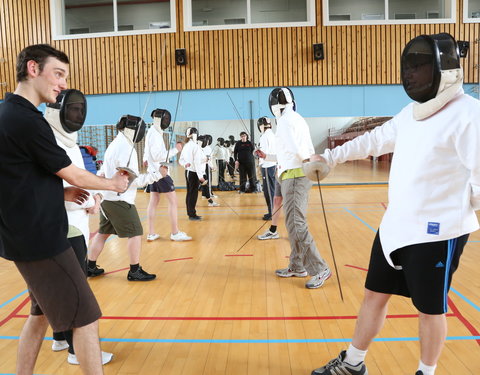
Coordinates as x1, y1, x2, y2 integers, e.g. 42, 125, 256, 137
14, 248, 101, 332
99, 200, 143, 238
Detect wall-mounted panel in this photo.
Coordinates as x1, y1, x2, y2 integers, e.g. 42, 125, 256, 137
0, 0, 478, 99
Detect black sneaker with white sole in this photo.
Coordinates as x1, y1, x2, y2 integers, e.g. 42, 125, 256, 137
127, 266, 156, 281
311, 350, 367, 375
87, 264, 105, 277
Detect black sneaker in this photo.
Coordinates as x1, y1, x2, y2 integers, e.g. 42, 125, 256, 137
127, 266, 156, 281
189, 215, 202, 221
262, 214, 272, 220
415, 372, 424, 375
311, 350, 367, 375
87, 264, 105, 277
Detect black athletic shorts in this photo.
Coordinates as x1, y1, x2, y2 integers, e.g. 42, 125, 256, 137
14, 248, 101, 332
365, 231, 468, 315
145, 175, 175, 193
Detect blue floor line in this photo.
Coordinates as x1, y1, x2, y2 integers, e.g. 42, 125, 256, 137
343, 208, 377, 232
0, 290, 28, 309
451, 287, 480, 312
0, 335, 479, 344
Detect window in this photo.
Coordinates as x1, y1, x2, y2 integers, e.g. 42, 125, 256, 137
324, 0, 455, 25
184, 0, 315, 31
50, 0, 176, 40
464, 0, 480, 22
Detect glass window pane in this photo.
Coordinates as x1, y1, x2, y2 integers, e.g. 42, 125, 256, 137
117, 0, 171, 30
64, 0, 114, 35
251, 0, 307, 24
191, 0, 247, 26
469, 0, 480, 18
328, 0, 385, 21
388, 0, 452, 20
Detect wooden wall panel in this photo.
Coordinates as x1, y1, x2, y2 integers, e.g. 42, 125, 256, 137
0, 0, 478, 99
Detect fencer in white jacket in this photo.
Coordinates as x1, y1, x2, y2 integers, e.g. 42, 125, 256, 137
311, 33, 480, 375
142, 110, 191, 242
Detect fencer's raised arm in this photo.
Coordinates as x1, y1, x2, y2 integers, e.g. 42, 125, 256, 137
320, 118, 397, 168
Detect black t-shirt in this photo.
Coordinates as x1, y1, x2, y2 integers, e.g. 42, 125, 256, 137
233, 140, 255, 164
0, 93, 72, 261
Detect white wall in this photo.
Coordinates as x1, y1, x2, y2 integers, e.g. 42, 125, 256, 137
180, 116, 361, 153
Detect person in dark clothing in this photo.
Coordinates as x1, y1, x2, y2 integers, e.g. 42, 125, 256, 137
0, 43, 128, 374
233, 131, 257, 193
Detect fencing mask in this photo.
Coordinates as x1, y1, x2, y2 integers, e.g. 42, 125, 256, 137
269, 87, 295, 119
151, 108, 171, 134
197, 135, 207, 148
117, 115, 146, 145
185, 127, 198, 142
401, 33, 463, 120
205, 134, 213, 146
45, 89, 87, 148
257, 116, 272, 133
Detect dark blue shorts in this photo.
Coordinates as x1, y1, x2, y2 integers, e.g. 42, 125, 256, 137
145, 175, 175, 193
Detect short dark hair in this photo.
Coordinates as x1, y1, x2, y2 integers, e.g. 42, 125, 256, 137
16, 44, 69, 82
240, 131, 248, 136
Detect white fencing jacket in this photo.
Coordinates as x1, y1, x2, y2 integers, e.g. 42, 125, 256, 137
268, 106, 315, 177
258, 128, 276, 168
100, 132, 160, 204
56, 139, 95, 242
212, 144, 228, 161
179, 139, 205, 180
143, 126, 178, 176
322, 89, 480, 268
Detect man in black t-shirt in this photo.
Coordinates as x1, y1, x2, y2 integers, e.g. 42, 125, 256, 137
233, 131, 257, 193
0, 44, 128, 374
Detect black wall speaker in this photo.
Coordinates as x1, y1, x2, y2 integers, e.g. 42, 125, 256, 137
457, 41, 469, 58
313, 43, 324, 60
175, 48, 187, 65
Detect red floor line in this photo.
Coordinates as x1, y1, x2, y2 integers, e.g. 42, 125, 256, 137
0, 297, 30, 327
225, 254, 253, 257
345, 264, 368, 272
448, 297, 480, 345
13, 313, 453, 321
164, 257, 193, 263
380, 202, 387, 210
103, 267, 130, 275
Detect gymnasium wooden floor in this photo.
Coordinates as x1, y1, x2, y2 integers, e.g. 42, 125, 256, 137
0, 160, 479, 374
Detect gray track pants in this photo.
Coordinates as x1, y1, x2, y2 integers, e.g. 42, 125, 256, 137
280, 176, 329, 276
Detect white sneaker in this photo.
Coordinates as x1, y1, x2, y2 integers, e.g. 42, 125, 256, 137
275, 268, 308, 278
201, 196, 207, 199
211, 194, 218, 198
170, 231, 192, 241
258, 230, 280, 240
146, 233, 160, 242
305, 268, 332, 289
208, 201, 220, 207
68, 351, 113, 365
52, 340, 69, 351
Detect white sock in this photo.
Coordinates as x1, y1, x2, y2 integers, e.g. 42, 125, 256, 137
417, 360, 436, 375
344, 344, 367, 366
